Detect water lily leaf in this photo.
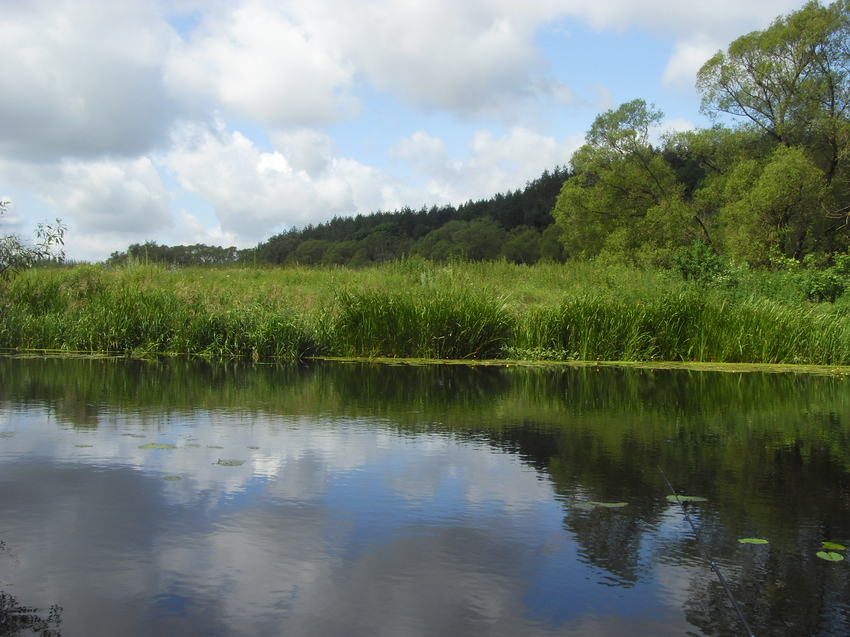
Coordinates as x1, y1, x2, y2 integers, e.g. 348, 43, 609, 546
575, 501, 628, 510
74, 444, 93, 448
0, 432, 16, 438
816, 551, 844, 561
248, 446, 260, 450
738, 538, 769, 544
213, 459, 244, 467
822, 542, 846, 551
207, 445, 223, 449
666, 495, 708, 503
185, 444, 201, 448
138, 443, 177, 450
162, 476, 182, 481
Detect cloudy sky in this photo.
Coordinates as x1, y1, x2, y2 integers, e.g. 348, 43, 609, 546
0, 0, 803, 261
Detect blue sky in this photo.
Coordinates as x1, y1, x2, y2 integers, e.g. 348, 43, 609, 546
0, 0, 803, 261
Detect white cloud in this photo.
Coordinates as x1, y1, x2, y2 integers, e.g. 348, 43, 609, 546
391, 127, 582, 204
164, 119, 398, 241
164, 2, 358, 127
0, 0, 177, 160
0, 155, 172, 259
662, 34, 725, 88
557, 0, 800, 39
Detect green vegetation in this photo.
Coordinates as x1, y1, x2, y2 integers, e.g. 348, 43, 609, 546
8, 4, 850, 366
0, 200, 65, 280
554, 0, 850, 268
5, 258, 850, 365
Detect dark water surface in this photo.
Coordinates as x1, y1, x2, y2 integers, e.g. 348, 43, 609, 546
0, 357, 849, 636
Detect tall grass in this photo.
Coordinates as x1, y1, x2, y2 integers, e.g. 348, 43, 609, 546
326, 289, 512, 358
3, 259, 850, 364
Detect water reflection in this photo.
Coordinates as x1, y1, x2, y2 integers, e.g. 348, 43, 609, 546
0, 357, 848, 635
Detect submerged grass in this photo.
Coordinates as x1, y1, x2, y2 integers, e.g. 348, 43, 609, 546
4, 258, 850, 364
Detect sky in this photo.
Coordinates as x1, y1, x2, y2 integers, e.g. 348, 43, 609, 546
0, 0, 805, 262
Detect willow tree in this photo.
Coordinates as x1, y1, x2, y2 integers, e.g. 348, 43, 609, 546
696, 0, 850, 261
552, 100, 706, 265
0, 201, 66, 280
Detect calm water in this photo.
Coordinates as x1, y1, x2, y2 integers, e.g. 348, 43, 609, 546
0, 357, 848, 636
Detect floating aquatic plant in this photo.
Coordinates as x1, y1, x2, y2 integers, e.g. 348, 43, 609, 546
575, 501, 628, 510
0, 432, 16, 438
138, 443, 177, 450
207, 445, 223, 449
666, 495, 708, 503
822, 542, 846, 551
248, 446, 260, 450
213, 459, 244, 467
185, 444, 201, 448
816, 551, 844, 561
74, 444, 93, 448
162, 475, 182, 481
738, 538, 769, 544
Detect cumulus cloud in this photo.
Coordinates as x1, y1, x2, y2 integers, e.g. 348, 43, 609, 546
164, 2, 359, 127
391, 127, 582, 204
662, 34, 725, 88
558, 0, 800, 39
164, 119, 399, 241
0, 0, 177, 160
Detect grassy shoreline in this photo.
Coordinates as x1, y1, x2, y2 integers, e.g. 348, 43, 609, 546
3, 259, 850, 365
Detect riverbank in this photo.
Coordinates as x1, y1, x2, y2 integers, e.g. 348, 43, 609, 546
3, 259, 850, 365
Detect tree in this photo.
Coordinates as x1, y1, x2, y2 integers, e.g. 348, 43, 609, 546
697, 0, 850, 206
0, 201, 66, 280
552, 100, 704, 265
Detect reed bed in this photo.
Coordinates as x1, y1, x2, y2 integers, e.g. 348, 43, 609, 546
3, 260, 850, 365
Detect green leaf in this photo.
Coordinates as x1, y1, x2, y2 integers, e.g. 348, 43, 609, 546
822, 542, 846, 551
213, 459, 244, 467
162, 476, 182, 481
816, 551, 844, 562
738, 538, 769, 544
575, 501, 628, 510
138, 443, 177, 450
666, 495, 708, 503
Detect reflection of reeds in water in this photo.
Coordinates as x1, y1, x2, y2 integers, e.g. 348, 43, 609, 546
4, 261, 850, 364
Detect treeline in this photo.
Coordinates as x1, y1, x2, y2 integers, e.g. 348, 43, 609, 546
106, 242, 249, 267
106, 167, 570, 268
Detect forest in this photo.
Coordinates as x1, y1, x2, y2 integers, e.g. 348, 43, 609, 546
106, 1, 850, 283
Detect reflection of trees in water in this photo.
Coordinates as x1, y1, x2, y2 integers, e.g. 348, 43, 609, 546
0, 592, 61, 636
0, 541, 61, 636
2, 357, 850, 634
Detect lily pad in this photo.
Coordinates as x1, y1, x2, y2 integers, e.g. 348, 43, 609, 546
248, 446, 260, 450
185, 444, 201, 448
207, 445, 223, 449
74, 444, 93, 448
575, 501, 628, 510
666, 495, 708, 503
816, 551, 845, 561
162, 475, 183, 481
738, 538, 769, 544
213, 459, 245, 467
0, 432, 16, 438
823, 542, 846, 551
138, 443, 177, 450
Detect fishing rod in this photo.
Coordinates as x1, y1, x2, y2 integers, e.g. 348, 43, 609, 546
658, 466, 756, 637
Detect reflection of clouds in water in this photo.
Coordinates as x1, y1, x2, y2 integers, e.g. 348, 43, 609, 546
0, 405, 700, 636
